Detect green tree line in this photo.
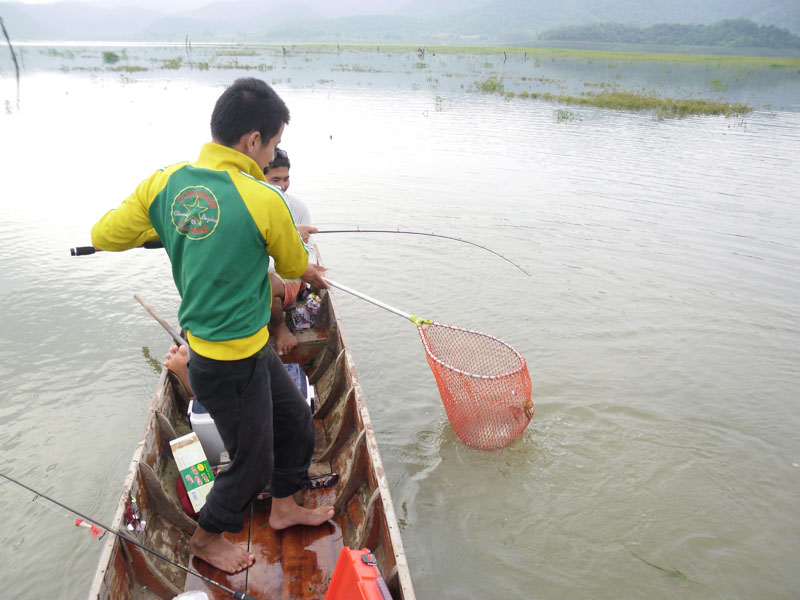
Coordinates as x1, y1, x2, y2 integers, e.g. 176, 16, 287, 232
538, 19, 800, 49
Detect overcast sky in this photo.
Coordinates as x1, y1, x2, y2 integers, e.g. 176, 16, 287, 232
12, 0, 413, 10
10, 0, 422, 18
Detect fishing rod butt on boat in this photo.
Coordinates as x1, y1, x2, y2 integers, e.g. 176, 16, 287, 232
0, 471, 256, 600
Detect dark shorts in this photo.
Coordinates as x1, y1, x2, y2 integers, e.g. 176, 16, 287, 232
187, 344, 315, 534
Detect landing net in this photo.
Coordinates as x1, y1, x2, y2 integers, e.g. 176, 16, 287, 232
417, 323, 533, 450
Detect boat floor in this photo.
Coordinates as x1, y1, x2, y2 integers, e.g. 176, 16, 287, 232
183, 431, 343, 599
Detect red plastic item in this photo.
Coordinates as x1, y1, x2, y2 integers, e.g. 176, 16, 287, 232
325, 547, 392, 600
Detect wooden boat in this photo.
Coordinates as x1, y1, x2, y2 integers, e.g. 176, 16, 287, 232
87, 276, 416, 599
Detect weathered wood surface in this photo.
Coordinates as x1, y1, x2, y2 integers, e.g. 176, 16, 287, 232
87, 276, 415, 600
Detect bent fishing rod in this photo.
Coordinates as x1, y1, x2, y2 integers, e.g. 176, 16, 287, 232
70, 228, 530, 275
316, 228, 530, 275
0, 471, 256, 600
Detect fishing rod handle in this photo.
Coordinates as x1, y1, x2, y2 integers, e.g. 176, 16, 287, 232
233, 593, 257, 600
324, 278, 412, 321
70, 246, 96, 256
69, 240, 163, 256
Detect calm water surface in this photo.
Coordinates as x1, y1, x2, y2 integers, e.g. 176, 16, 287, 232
1, 47, 799, 599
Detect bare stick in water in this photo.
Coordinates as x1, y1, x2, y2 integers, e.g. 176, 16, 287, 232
133, 293, 187, 347
0, 17, 20, 109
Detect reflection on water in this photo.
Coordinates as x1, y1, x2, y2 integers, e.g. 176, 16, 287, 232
1, 52, 799, 599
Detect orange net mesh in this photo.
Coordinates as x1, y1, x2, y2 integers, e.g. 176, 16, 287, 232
417, 323, 533, 450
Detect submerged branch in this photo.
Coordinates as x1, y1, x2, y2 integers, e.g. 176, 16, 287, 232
0, 16, 20, 108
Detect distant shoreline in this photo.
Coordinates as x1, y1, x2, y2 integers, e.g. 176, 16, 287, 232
10, 41, 800, 68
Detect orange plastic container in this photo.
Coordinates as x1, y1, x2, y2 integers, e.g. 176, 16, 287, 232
325, 547, 392, 600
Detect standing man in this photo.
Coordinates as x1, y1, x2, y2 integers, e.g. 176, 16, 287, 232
91, 78, 333, 574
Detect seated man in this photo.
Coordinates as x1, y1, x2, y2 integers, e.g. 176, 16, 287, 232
265, 148, 317, 355
268, 272, 309, 355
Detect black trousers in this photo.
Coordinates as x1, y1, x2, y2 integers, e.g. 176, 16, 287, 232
187, 344, 315, 534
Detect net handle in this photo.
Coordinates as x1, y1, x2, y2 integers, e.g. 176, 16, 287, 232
323, 278, 431, 326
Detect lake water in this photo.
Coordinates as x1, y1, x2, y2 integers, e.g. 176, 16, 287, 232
1, 44, 799, 599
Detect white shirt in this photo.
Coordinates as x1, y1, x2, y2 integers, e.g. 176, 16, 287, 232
269, 192, 316, 272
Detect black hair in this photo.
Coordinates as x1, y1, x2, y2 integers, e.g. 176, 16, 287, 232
210, 78, 290, 147
267, 147, 291, 171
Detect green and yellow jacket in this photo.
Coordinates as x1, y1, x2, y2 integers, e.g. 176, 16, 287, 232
92, 142, 308, 360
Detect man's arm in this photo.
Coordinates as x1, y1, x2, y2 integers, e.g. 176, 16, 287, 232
91, 176, 161, 251
296, 224, 318, 242
300, 263, 329, 290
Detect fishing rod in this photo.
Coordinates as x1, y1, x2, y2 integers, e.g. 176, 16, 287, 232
0, 471, 256, 600
315, 228, 530, 276
70, 228, 530, 275
69, 240, 164, 256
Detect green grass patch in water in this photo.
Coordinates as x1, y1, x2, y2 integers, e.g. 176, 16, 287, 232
557, 90, 752, 118
477, 76, 504, 93
109, 65, 149, 72
161, 57, 183, 70
216, 50, 258, 56
555, 108, 580, 122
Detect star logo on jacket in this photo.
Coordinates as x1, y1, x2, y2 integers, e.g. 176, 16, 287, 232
171, 186, 220, 240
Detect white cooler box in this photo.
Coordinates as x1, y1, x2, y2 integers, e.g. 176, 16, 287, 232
188, 399, 228, 467
188, 363, 313, 467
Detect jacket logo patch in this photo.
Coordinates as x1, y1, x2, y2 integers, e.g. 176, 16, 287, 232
172, 186, 219, 240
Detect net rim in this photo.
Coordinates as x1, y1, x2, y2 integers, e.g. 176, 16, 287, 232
418, 321, 528, 380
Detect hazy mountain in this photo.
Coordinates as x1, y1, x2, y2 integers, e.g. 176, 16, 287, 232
0, 0, 797, 43
539, 19, 800, 49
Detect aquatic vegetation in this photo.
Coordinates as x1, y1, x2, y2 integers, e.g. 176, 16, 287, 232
331, 64, 383, 72
710, 78, 729, 91
162, 57, 182, 70
477, 76, 504, 93
42, 48, 74, 59
428, 44, 800, 69
555, 90, 752, 118
216, 50, 257, 56
109, 65, 148, 72
61, 65, 102, 72
468, 76, 749, 118
529, 92, 557, 101
216, 62, 259, 70
555, 108, 579, 122
520, 75, 561, 85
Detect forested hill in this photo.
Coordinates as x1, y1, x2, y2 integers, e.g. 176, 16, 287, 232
538, 19, 800, 49
1, 0, 798, 43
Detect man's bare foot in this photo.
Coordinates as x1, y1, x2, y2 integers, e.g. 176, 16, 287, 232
274, 322, 298, 356
163, 344, 193, 396
268, 495, 334, 530
189, 527, 255, 574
